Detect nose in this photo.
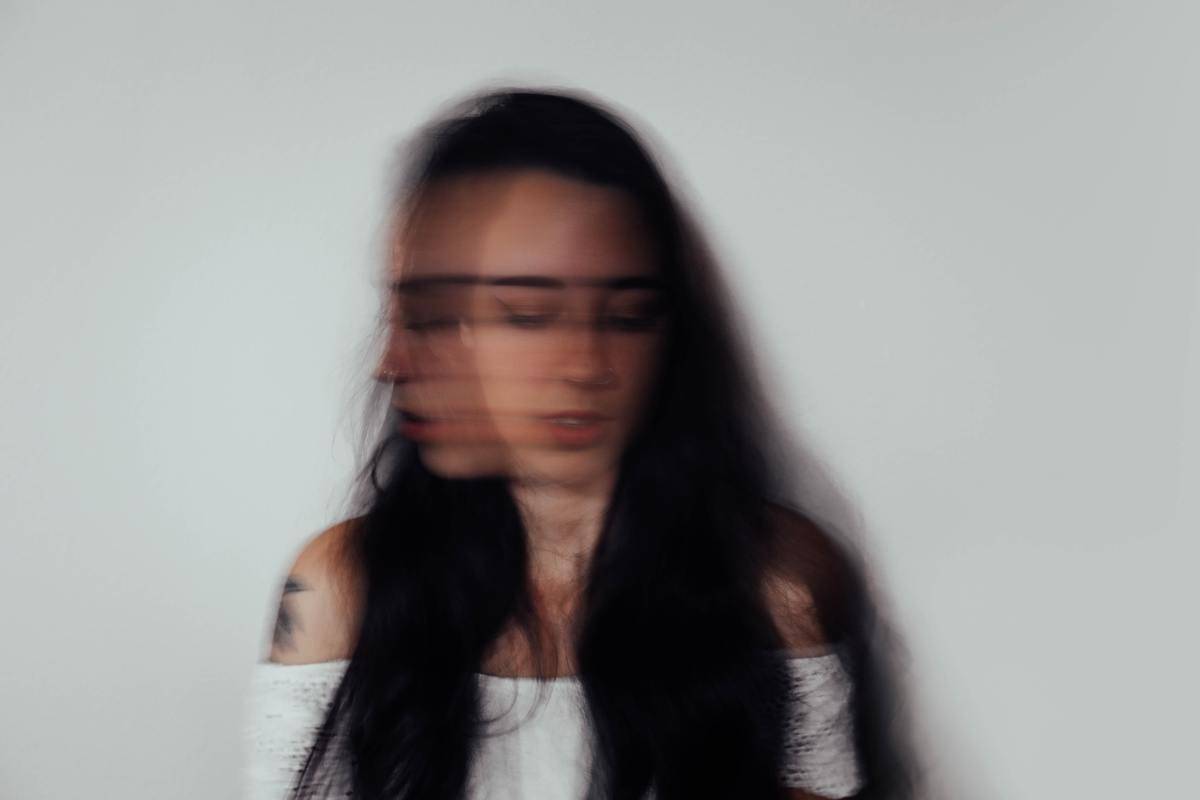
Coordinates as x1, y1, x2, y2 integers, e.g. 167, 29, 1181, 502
374, 323, 412, 384
560, 317, 616, 387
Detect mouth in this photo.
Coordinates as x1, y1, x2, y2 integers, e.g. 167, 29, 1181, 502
399, 408, 613, 447
538, 412, 611, 446
537, 411, 611, 426
398, 409, 456, 438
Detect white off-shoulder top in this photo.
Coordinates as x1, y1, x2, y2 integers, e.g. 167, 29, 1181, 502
243, 654, 863, 799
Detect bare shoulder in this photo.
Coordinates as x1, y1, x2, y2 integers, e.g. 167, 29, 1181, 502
264, 516, 367, 665
760, 502, 849, 656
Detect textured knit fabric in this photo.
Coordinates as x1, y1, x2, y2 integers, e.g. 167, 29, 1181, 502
244, 653, 862, 799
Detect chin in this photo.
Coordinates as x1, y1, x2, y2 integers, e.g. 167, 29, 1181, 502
417, 444, 508, 480
507, 449, 622, 489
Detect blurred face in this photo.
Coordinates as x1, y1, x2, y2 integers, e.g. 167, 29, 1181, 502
377, 168, 669, 489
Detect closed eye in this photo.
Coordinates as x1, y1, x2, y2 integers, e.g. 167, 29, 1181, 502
403, 317, 460, 332
504, 312, 557, 328
496, 298, 561, 328
600, 314, 662, 332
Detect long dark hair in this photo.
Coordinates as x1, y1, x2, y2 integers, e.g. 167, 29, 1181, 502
291, 87, 922, 800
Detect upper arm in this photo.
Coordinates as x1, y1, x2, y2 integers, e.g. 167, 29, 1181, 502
761, 503, 850, 655
765, 505, 866, 800
762, 567, 829, 655
264, 518, 365, 665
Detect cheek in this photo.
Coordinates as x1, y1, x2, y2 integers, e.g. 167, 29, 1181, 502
468, 346, 547, 445
616, 340, 665, 412
473, 351, 532, 415
418, 441, 515, 480
465, 334, 665, 450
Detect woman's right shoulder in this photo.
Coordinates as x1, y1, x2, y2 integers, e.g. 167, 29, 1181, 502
263, 516, 367, 666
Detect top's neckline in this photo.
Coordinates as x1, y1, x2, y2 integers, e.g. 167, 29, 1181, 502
259, 649, 840, 685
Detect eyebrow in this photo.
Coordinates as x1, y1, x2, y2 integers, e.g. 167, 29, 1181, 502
392, 274, 666, 293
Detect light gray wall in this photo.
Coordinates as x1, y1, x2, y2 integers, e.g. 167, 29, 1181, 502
2, 2, 1195, 798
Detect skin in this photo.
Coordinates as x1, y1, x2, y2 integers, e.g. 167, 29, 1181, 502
384, 169, 666, 484
387, 169, 670, 675
270, 576, 308, 652
265, 168, 840, 798
374, 186, 515, 480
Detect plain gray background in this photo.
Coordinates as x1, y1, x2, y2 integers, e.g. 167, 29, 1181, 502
2, 1, 1196, 798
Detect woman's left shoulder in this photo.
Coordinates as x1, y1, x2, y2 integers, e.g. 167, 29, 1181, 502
759, 503, 850, 654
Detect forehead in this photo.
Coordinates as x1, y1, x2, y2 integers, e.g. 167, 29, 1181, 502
395, 169, 658, 283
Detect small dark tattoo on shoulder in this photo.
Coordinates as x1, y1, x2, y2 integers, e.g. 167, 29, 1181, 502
272, 576, 309, 651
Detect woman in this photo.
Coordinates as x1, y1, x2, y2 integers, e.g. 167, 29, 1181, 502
246, 87, 919, 800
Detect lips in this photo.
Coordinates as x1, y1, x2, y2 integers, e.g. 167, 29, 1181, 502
537, 411, 611, 422
397, 408, 459, 444
540, 412, 608, 446
398, 405, 612, 448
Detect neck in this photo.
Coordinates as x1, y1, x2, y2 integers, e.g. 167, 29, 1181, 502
509, 471, 616, 593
